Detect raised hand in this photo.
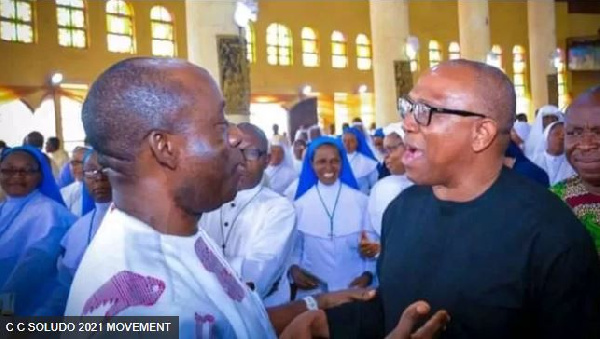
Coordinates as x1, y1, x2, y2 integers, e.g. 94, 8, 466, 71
360, 230, 381, 258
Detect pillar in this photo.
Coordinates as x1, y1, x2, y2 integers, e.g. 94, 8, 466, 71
458, 0, 491, 62
369, 0, 410, 127
527, 0, 556, 111
185, 0, 250, 122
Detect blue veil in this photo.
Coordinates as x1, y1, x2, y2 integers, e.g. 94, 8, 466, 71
343, 127, 377, 161
80, 148, 96, 216
1, 146, 66, 206
295, 136, 359, 200
372, 128, 385, 138
56, 162, 74, 189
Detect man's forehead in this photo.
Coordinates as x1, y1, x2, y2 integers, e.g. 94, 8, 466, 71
566, 101, 600, 126
411, 67, 474, 103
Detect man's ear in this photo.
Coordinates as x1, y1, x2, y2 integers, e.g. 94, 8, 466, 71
148, 131, 178, 170
473, 119, 498, 153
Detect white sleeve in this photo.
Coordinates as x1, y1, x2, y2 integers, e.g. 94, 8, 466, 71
238, 199, 297, 298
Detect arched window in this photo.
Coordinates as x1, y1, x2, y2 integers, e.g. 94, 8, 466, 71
301, 27, 319, 67
513, 45, 528, 114
356, 34, 372, 70
554, 48, 569, 110
0, 0, 35, 43
106, 0, 135, 53
331, 31, 347, 68
150, 6, 175, 57
245, 23, 255, 63
56, 0, 86, 48
428, 40, 441, 68
487, 44, 503, 70
266, 23, 292, 66
405, 39, 419, 73
448, 41, 460, 60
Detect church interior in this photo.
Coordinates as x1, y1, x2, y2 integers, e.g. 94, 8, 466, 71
0, 0, 599, 150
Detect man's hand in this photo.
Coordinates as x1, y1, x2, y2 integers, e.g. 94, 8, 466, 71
348, 272, 372, 288
360, 231, 381, 258
290, 265, 321, 290
316, 288, 376, 309
280, 310, 329, 339
386, 301, 450, 339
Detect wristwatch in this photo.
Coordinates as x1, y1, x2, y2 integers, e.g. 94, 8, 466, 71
303, 296, 319, 311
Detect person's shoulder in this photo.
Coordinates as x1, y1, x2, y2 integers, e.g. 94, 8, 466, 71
550, 175, 581, 199
33, 194, 77, 223
502, 170, 590, 244
260, 187, 295, 209
342, 183, 369, 203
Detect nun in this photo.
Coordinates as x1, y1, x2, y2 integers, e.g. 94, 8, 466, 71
59, 146, 88, 216
531, 121, 576, 186
264, 138, 298, 195
0, 146, 76, 311
342, 127, 379, 194
367, 123, 414, 237
524, 105, 563, 159
289, 136, 377, 299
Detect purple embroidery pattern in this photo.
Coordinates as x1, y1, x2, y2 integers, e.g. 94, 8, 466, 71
82, 271, 166, 317
195, 312, 215, 339
195, 236, 245, 302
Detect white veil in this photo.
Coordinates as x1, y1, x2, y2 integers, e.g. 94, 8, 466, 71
524, 105, 564, 159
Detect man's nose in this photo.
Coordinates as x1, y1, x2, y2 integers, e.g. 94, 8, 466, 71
403, 111, 419, 133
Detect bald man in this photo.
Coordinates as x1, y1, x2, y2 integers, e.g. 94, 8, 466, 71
284, 60, 600, 338
65, 58, 379, 337
200, 122, 296, 307
552, 86, 600, 253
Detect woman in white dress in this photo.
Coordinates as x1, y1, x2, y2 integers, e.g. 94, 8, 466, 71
342, 127, 379, 195
531, 121, 576, 186
289, 136, 378, 299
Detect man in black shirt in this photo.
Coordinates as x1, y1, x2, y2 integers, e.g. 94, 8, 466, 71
281, 60, 600, 338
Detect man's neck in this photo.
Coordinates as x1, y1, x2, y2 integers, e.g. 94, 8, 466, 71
432, 161, 503, 203
582, 180, 600, 196
112, 181, 199, 236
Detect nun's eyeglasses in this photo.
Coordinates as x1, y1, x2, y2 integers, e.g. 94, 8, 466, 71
0, 168, 40, 177
398, 96, 487, 127
241, 149, 266, 161
83, 168, 108, 179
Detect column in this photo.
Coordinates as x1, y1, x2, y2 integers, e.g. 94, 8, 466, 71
458, 0, 491, 62
527, 0, 556, 110
185, 0, 250, 122
369, 0, 410, 127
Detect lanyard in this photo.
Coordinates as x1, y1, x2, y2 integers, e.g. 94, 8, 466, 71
219, 187, 263, 253
0, 194, 35, 239
316, 183, 342, 239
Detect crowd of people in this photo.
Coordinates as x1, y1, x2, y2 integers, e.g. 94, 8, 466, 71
0, 57, 599, 338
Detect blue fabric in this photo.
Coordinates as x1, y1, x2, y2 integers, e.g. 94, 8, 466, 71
373, 128, 385, 138
295, 136, 359, 200
80, 149, 95, 216
505, 141, 550, 187
343, 127, 377, 162
57, 162, 74, 189
1, 146, 66, 206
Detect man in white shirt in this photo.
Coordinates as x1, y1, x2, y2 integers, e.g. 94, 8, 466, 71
200, 123, 296, 307
59, 146, 87, 216
66, 57, 377, 338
